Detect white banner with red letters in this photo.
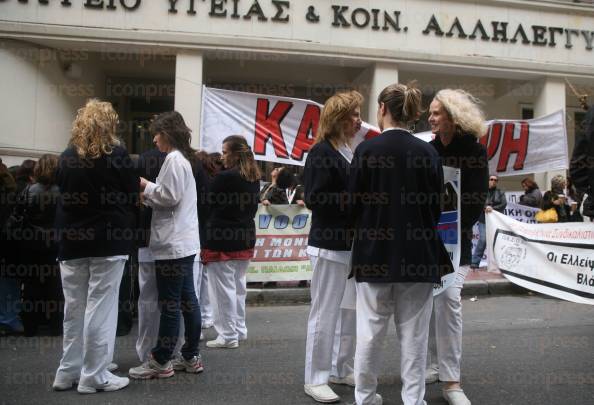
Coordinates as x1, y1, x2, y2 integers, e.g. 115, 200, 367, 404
416, 110, 568, 177
201, 87, 567, 175
200, 86, 378, 165
486, 211, 594, 305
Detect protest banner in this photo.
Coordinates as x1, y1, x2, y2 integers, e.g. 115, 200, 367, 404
486, 211, 594, 305
417, 110, 568, 177
247, 204, 312, 282
201, 87, 567, 176
471, 201, 540, 267
200, 86, 378, 166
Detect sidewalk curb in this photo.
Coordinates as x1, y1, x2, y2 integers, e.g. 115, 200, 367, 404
247, 279, 527, 305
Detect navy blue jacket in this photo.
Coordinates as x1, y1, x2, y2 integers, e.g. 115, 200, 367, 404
349, 129, 452, 283
304, 140, 352, 251
55, 146, 139, 260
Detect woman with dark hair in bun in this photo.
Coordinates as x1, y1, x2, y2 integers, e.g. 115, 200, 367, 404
202, 135, 261, 349
349, 83, 451, 405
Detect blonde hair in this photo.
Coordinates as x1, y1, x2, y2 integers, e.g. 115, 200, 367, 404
434, 89, 487, 139
316, 90, 363, 149
378, 82, 423, 125
70, 99, 120, 159
223, 135, 261, 182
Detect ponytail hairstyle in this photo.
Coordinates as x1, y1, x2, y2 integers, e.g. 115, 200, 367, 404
316, 90, 363, 149
149, 111, 198, 165
222, 135, 261, 182
377, 82, 423, 126
434, 89, 487, 139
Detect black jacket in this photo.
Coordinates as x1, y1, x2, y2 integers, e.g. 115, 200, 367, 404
55, 146, 139, 260
479, 187, 507, 223
430, 133, 489, 266
203, 168, 260, 252
570, 105, 594, 195
304, 140, 352, 251
519, 188, 542, 208
349, 129, 453, 283
259, 182, 289, 204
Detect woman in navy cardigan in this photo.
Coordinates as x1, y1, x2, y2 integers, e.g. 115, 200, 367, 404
52, 99, 138, 394
303, 90, 363, 404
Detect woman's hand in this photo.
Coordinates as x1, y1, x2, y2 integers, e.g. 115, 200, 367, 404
139, 177, 149, 192
296, 199, 305, 207
262, 199, 271, 206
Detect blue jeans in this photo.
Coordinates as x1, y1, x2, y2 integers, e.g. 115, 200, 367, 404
152, 255, 201, 364
471, 222, 486, 268
0, 277, 23, 331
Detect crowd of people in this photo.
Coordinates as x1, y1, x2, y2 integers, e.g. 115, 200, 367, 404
0, 81, 592, 404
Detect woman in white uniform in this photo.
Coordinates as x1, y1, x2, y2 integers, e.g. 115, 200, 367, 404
303, 90, 363, 403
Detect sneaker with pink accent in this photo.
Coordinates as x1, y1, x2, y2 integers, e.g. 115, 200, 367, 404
171, 355, 204, 374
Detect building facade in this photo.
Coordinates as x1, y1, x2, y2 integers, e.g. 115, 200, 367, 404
1, 0, 593, 190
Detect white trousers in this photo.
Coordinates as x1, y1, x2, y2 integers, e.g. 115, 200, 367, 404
56, 256, 125, 387
196, 261, 213, 324
136, 259, 200, 362
427, 265, 470, 382
331, 308, 356, 378
355, 282, 433, 405
304, 255, 356, 385
207, 260, 249, 342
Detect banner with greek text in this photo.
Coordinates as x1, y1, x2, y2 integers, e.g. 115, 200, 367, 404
486, 211, 594, 305
200, 86, 378, 166
416, 110, 568, 177
472, 202, 540, 267
247, 204, 312, 282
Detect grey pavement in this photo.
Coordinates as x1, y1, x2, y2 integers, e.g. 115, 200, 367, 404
2, 295, 594, 405
247, 269, 526, 305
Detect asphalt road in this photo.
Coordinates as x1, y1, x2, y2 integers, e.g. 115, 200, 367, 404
2, 295, 594, 405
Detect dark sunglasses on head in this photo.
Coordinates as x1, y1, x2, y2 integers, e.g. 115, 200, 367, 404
489, 178, 498, 181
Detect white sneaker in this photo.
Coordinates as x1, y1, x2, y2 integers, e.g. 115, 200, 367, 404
304, 384, 340, 403
171, 354, 204, 374
206, 336, 239, 349
328, 374, 355, 387
443, 388, 471, 405
52, 375, 78, 391
373, 393, 383, 405
77, 375, 129, 394
107, 362, 118, 372
425, 365, 439, 384
129, 358, 174, 380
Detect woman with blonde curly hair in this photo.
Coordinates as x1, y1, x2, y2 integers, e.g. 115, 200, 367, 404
303, 90, 363, 403
426, 90, 489, 405
53, 99, 138, 394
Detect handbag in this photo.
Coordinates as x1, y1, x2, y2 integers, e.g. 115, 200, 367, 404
535, 207, 558, 223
